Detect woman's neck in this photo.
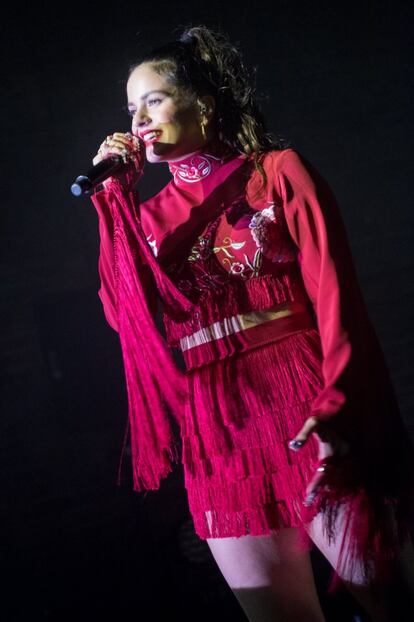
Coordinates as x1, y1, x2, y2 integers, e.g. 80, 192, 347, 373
167, 140, 239, 186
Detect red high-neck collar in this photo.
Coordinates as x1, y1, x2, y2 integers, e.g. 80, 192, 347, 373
168, 143, 241, 186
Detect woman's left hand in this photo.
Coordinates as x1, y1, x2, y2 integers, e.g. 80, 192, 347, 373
288, 416, 350, 507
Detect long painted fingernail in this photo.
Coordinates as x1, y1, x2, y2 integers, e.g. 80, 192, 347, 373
288, 439, 305, 451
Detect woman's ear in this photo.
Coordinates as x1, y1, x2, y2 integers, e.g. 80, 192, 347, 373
197, 95, 216, 122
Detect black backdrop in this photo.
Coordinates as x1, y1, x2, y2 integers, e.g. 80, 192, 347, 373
2, 1, 414, 620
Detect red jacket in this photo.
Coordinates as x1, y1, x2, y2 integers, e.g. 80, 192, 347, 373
91, 146, 414, 578
93, 148, 370, 423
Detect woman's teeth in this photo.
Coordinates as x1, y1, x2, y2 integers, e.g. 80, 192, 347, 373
146, 131, 161, 141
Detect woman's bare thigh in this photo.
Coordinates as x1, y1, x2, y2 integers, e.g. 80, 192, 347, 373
207, 529, 325, 622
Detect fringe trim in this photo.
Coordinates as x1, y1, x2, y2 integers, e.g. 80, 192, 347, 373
182, 330, 324, 537
183, 328, 324, 449
304, 465, 414, 588
192, 501, 305, 540
132, 435, 182, 493
184, 413, 319, 539
108, 185, 190, 491
182, 399, 319, 474
181, 327, 414, 586
163, 267, 309, 346
115, 224, 185, 490
185, 451, 317, 513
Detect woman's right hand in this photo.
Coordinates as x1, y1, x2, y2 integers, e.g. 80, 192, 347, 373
288, 415, 353, 507
92, 132, 144, 192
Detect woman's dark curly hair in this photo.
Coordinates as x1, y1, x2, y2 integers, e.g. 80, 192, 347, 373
128, 25, 290, 191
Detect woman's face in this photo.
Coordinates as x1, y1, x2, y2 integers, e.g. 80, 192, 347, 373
127, 63, 209, 163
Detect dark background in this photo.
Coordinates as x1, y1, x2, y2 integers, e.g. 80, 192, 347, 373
2, 1, 414, 620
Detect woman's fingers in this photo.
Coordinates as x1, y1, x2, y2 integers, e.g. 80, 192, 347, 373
304, 451, 356, 507
304, 460, 330, 506
288, 416, 350, 456
92, 132, 144, 192
287, 415, 354, 508
92, 147, 125, 166
93, 132, 141, 166
288, 416, 320, 451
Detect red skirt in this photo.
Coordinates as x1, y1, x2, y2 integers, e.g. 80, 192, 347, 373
181, 327, 324, 539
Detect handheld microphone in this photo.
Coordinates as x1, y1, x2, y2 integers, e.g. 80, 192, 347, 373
71, 156, 124, 196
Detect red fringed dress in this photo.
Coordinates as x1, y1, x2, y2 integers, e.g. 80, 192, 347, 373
91, 147, 414, 576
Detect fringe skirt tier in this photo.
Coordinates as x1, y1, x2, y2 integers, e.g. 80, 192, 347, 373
181, 327, 324, 539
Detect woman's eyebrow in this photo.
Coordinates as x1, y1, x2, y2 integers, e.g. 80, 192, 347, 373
127, 90, 171, 107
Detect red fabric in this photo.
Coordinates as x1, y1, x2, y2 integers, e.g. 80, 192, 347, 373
92, 181, 191, 490
275, 150, 360, 422
145, 148, 361, 425
91, 145, 414, 583
183, 329, 324, 538
180, 306, 316, 368
90, 149, 250, 491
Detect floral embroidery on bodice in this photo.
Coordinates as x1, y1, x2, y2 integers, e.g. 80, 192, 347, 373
165, 197, 298, 300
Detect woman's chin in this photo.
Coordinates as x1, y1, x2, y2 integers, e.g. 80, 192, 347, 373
145, 141, 202, 163
145, 142, 174, 163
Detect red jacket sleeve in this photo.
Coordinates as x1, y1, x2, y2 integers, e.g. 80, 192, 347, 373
276, 148, 367, 422
91, 187, 119, 331
90, 185, 158, 332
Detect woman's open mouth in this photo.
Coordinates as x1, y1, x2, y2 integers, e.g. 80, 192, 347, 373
143, 130, 162, 145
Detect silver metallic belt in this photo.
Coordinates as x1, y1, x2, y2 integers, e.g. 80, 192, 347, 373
179, 303, 308, 352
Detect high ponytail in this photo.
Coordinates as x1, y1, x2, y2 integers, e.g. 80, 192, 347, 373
129, 25, 290, 191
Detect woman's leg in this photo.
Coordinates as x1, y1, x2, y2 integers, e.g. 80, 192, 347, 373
308, 508, 414, 622
207, 527, 326, 622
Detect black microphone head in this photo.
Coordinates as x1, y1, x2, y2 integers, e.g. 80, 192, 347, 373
71, 176, 92, 196
70, 156, 124, 197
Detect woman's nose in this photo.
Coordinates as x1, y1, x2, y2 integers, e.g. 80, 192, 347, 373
132, 107, 151, 131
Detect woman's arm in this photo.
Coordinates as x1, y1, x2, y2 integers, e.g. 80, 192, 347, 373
91, 185, 158, 332
89, 132, 158, 331
276, 148, 367, 424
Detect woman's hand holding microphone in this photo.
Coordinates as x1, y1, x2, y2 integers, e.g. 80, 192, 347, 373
92, 132, 144, 192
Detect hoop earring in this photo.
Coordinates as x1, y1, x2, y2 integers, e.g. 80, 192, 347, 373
200, 121, 207, 141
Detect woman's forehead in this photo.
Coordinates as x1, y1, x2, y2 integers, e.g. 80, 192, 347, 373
127, 63, 169, 93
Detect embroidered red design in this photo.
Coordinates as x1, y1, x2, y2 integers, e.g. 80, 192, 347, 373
169, 154, 220, 184
249, 204, 296, 263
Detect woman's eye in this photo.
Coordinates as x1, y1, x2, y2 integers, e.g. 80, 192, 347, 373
125, 97, 162, 117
